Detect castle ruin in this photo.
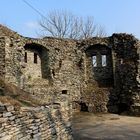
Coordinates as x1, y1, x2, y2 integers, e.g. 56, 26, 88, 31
0, 24, 140, 139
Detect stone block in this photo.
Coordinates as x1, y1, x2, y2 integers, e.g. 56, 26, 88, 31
0, 106, 6, 113
3, 112, 12, 117
8, 116, 15, 121
6, 105, 14, 112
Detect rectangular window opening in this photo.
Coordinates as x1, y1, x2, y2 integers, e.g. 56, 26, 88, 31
25, 52, 27, 63
102, 55, 107, 67
34, 53, 38, 64
62, 90, 67, 94
92, 55, 97, 67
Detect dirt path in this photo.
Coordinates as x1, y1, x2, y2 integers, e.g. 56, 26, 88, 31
72, 112, 140, 140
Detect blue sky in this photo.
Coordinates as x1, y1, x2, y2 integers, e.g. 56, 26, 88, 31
0, 0, 140, 38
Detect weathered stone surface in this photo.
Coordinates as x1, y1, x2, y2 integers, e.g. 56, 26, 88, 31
0, 24, 140, 139
0, 104, 72, 140
6, 105, 14, 112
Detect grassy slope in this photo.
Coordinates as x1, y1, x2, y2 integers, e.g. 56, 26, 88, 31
0, 79, 43, 109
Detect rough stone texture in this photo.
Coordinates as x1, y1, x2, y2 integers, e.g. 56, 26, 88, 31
77, 34, 140, 115
0, 37, 5, 95
0, 103, 72, 140
0, 24, 140, 117
74, 38, 113, 113
108, 34, 140, 115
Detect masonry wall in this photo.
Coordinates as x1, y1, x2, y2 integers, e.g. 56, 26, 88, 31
0, 25, 74, 140
0, 37, 5, 94
24, 49, 42, 79
4, 36, 25, 88
0, 103, 72, 140
107, 34, 140, 115
19, 38, 83, 105
72, 38, 112, 113
76, 35, 140, 115
85, 44, 113, 87
0, 37, 5, 77
1, 24, 140, 116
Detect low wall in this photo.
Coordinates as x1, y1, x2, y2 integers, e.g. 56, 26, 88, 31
0, 103, 73, 140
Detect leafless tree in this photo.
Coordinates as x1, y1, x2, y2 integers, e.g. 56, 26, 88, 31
95, 25, 107, 37
80, 16, 97, 39
39, 10, 106, 39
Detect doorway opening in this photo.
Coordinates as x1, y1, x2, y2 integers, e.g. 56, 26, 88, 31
80, 103, 88, 112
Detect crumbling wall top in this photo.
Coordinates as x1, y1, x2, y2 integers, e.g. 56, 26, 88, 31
0, 24, 20, 38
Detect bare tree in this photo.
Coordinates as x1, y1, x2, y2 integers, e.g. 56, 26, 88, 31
80, 16, 97, 39
95, 25, 107, 37
39, 10, 106, 39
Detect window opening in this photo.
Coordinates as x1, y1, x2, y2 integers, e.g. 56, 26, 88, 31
25, 52, 27, 63
62, 90, 67, 94
34, 53, 37, 64
101, 55, 107, 66
92, 55, 97, 67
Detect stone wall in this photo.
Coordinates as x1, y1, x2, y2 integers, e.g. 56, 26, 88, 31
4, 36, 24, 87
0, 103, 72, 140
0, 37, 5, 94
20, 38, 83, 105
85, 44, 113, 87
0, 37, 5, 78
73, 38, 112, 113
0, 32, 82, 105
107, 34, 140, 115
1, 24, 140, 116
76, 35, 140, 115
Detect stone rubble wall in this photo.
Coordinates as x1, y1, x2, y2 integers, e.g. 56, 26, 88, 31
0, 37, 6, 94
76, 35, 140, 115
1, 24, 140, 115
74, 38, 112, 113
0, 37, 5, 77
108, 34, 140, 115
0, 103, 73, 140
2, 35, 83, 106
4, 36, 25, 87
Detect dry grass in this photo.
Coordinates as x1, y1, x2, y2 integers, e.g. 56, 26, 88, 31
0, 79, 44, 109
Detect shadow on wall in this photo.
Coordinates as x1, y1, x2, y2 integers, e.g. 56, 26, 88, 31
24, 43, 51, 79
80, 102, 88, 112
86, 44, 114, 88
107, 62, 139, 115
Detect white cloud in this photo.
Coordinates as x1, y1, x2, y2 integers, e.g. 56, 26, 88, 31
25, 21, 39, 29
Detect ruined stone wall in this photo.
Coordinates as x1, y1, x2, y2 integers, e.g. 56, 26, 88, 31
1, 24, 140, 115
0, 37, 5, 94
0, 103, 72, 140
0, 25, 74, 140
4, 36, 25, 88
107, 34, 140, 115
72, 38, 112, 113
76, 35, 140, 115
85, 44, 113, 87
24, 49, 42, 79
18, 38, 83, 105
0, 37, 5, 77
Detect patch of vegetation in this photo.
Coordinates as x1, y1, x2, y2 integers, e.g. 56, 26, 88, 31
0, 79, 43, 109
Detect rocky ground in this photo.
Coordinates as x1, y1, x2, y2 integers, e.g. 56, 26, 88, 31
72, 112, 140, 140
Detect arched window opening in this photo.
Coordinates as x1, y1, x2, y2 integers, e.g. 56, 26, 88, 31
24, 43, 49, 80
34, 53, 38, 64
80, 102, 88, 112
86, 44, 114, 87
